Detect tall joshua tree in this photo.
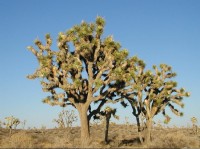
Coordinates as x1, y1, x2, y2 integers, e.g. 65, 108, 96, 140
27, 17, 140, 147
118, 62, 190, 145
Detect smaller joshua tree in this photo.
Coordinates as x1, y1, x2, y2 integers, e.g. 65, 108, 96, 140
53, 112, 65, 128
64, 110, 78, 127
191, 117, 198, 135
94, 106, 119, 144
117, 62, 190, 145
141, 64, 190, 145
4, 116, 20, 135
53, 109, 78, 128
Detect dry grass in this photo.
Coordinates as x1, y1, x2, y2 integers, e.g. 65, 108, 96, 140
0, 131, 34, 148
0, 125, 199, 148
150, 128, 199, 148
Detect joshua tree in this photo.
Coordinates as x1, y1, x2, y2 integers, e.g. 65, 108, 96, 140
191, 117, 198, 135
117, 63, 190, 145
4, 116, 20, 135
27, 17, 141, 147
53, 109, 78, 128
64, 110, 78, 127
142, 64, 189, 145
96, 106, 119, 144
53, 112, 65, 128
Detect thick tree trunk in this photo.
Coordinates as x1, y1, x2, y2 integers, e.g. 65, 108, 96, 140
78, 106, 90, 148
145, 118, 152, 146
136, 116, 144, 144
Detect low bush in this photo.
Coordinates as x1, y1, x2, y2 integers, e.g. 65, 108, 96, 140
1, 131, 34, 148
150, 131, 199, 148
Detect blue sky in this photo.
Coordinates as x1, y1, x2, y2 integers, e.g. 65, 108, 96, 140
0, 0, 199, 128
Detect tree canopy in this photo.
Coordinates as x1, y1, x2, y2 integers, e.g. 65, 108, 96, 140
27, 16, 144, 147
27, 16, 190, 147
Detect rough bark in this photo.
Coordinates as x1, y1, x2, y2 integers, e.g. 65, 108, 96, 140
145, 118, 152, 146
78, 106, 90, 147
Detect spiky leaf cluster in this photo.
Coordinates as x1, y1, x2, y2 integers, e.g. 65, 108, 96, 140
191, 117, 198, 124
4, 116, 20, 129
27, 17, 142, 111
117, 63, 190, 124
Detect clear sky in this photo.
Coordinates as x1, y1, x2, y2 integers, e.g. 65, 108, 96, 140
0, 0, 199, 128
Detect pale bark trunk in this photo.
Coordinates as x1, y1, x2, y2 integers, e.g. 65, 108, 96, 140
145, 118, 152, 146
78, 106, 90, 148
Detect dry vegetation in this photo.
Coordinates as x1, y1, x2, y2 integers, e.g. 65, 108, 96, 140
0, 124, 199, 148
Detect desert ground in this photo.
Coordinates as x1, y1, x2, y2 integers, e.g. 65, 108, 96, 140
0, 124, 199, 148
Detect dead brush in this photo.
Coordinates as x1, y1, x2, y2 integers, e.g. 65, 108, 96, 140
45, 135, 72, 148
150, 131, 199, 148
0, 131, 34, 148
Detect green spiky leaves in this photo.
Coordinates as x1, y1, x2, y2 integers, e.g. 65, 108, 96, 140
74, 79, 82, 87
94, 79, 103, 90
45, 33, 52, 46
27, 16, 190, 128
104, 106, 119, 120
113, 49, 129, 63
185, 92, 190, 97
96, 16, 105, 37
34, 38, 42, 46
96, 16, 105, 27
125, 62, 190, 128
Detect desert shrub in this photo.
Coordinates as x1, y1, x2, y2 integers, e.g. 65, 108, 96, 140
150, 131, 199, 148
53, 110, 78, 128
0, 131, 34, 148
50, 135, 73, 148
